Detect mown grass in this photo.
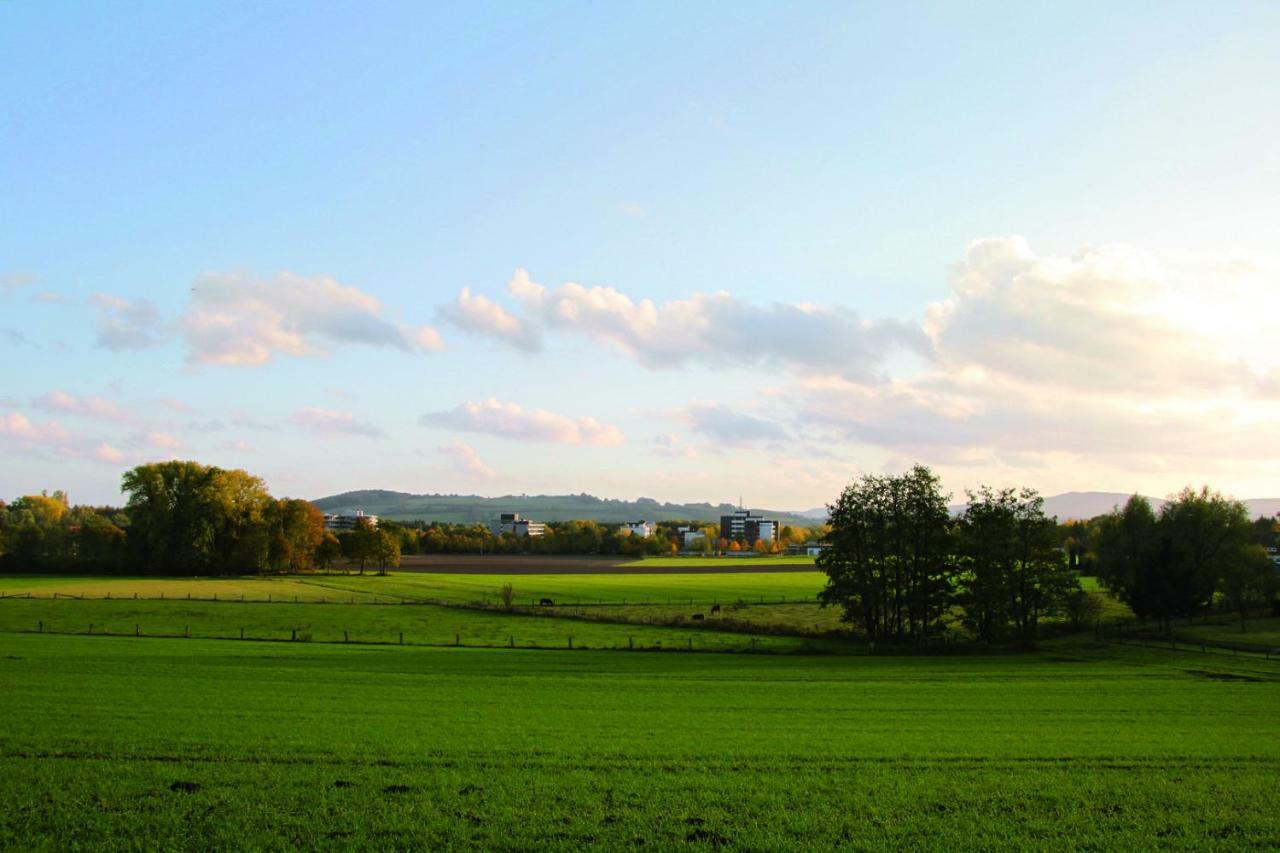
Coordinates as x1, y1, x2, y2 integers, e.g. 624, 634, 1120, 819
0, 598, 834, 653
0, 575, 393, 603
623, 555, 817, 567
0, 633, 1277, 849
1166, 616, 1280, 647
304, 570, 828, 606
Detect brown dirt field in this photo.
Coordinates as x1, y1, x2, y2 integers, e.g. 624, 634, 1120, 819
392, 554, 819, 575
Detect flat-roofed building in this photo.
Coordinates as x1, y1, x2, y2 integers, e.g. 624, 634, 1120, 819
491, 512, 546, 537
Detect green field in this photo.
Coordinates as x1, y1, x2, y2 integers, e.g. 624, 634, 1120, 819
1, 633, 1277, 849
0, 597, 832, 653
0, 571, 827, 607
625, 555, 817, 567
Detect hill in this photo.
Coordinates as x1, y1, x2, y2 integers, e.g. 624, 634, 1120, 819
947, 491, 1280, 521
311, 490, 821, 528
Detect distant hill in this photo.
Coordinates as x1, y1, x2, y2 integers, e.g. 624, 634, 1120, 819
311, 490, 821, 528
946, 491, 1280, 521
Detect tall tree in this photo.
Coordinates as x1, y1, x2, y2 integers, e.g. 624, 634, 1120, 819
819, 466, 954, 641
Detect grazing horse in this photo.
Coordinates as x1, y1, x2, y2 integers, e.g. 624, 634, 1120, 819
692, 613, 705, 621
710, 604, 721, 614
539, 598, 554, 606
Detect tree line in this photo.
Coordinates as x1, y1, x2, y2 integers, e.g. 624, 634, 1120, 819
0, 461, 398, 576
818, 466, 1278, 647
0, 460, 828, 575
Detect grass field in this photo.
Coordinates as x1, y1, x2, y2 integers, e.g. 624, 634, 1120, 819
0, 597, 834, 653
1, 633, 1277, 849
0, 571, 828, 607
625, 555, 817, 567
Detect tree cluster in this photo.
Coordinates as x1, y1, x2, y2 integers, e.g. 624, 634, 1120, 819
818, 466, 1083, 648
1092, 489, 1277, 630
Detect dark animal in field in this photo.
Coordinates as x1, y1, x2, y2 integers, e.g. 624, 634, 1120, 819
692, 613, 705, 621
540, 598, 554, 606
169, 781, 201, 793
710, 604, 721, 614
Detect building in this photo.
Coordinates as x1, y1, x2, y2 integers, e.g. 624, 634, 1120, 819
675, 525, 707, 548
619, 520, 652, 538
323, 510, 378, 531
787, 541, 830, 557
492, 512, 546, 537
720, 509, 779, 545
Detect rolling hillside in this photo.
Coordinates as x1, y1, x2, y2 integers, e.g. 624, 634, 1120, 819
311, 490, 821, 527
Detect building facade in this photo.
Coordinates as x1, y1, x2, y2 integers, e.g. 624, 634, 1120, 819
491, 512, 546, 537
619, 520, 652, 538
323, 510, 378, 531
720, 509, 779, 545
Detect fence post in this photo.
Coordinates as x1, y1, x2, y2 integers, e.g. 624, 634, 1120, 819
291, 628, 296, 642
568, 636, 573, 649
688, 638, 693, 651
134, 592, 138, 600
509, 636, 514, 648
38, 621, 43, 633
455, 633, 460, 646
240, 627, 244, 640
184, 625, 189, 638
629, 636, 634, 650
344, 630, 349, 643
135, 625, 140, 636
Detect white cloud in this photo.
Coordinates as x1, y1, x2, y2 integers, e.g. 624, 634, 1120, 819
438, 442, 496, 478
768, 237, 1280, 494
33, 390, 135, 425
421, 398, 625, 446
92, 294, 168, 351
219, 439, 255, 453
288, 407, 386, 438
93, 443, 125, 463
145, 431, 182, 450
181, 271, 442, 365
440, 286, 540, 351
442, 268, 923, 378
684, 403, 788, 445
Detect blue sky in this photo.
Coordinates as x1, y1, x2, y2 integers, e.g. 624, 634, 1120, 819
3, 2, 1279, 508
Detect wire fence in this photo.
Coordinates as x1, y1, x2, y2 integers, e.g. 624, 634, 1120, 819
11, 621, 805, 655
1095, 615, 1280, 660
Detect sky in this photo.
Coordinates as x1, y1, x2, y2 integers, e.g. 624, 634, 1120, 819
2, 1, 1279, 510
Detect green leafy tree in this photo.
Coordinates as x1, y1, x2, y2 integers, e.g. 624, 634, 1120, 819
819, 465, 954, 642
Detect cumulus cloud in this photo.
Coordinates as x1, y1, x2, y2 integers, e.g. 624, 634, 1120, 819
145, 431, 182, 450
438, 442, 496, 478
442, 268, 923, 378
683, 403, 788, 445
33, 390, 135, 425
0, 409, 128, 465
421, 398, 625, 446
440, 286, 540, 351
288, 407, 386, 438
92, 294, 168, 351
769, 237, 1280, 489
923, 237, 1267, 396
181, 271, 443, 365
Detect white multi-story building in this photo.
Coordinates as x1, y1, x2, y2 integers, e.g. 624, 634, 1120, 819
619, 520, 652, 538
491, 512, 546, 537
323, 510, 378, 531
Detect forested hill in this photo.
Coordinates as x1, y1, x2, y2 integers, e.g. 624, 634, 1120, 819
310, 490, 820, 527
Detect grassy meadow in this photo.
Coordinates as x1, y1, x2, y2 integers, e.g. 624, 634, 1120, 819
1, 568, 1274, 848
1, 632, 1277, 849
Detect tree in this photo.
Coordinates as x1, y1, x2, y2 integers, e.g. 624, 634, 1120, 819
121, 461, 274, 575
958, 487, 1078, 648
1094, 487, 1255, 631
315, 532, 341, 571
818, 466, 954, 642
1220, 546, 1277, 631
269, 498, 326, 572
373, 528, 400, 575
